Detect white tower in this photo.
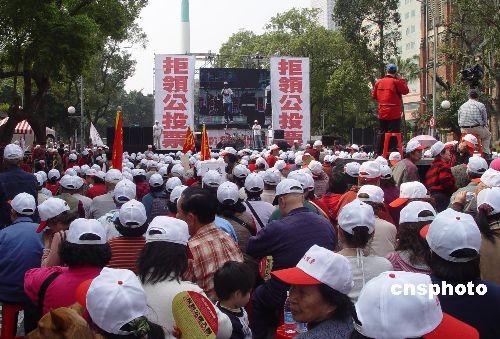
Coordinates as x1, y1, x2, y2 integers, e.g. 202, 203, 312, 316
180, 0, 190, 54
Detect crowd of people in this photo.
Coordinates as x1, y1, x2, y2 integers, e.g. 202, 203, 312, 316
0, 134, 499, 339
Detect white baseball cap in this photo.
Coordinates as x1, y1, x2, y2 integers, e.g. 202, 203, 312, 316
357, 185, 384, 204
95, 171, 106, 181
270, 144, 280, 151
389, 151, 402, 166
244, 173, 264, 192
114, 179, 136, 203
35, 173, 44, 187
287, 170, 308, 190
67, 218, 107, 245
68, 153, 77, 161
36, 171, 48, 183
65, 168, 77, 176
272, 245, 353, 294
274, 178, 303, 201
274, 159, 286, 171
467, 156, 488, 174
390, 181, 428, 208
420, 208, 481, 262
60, 174, 78, 190
3, 144, 23, 160
313, 140, 322, 147
477, 187, 500, 215
217, 181, 240, 205
164, 177, 181, 193
374, 156, 388, 166
48, 169, 60, 180
149, 173, 164, 188
344, 162, 360, 177
405, 140, 426, 153
263, 168, 281, 185
85, 268, 147, 335
170, 185, 188, 203
71, 176, 84, 190
379, 164, 392, 179
430, 141, 446, 157
10, 192, 36, 216
294, 154, 304, 166
146, 216, 190, 245
399, 201, 436, 224
358, 161, 381, 179
233, 164, 250, 179
338, 199, 375, 234
350, 144, 359, 151
463, 133, 478, 147
105, 169, 123, 184
118, 199, 147, 228
480, 168, 500, 187
308, 160, 323, 176
355, 271, 478, 339
36, 198, 70, 233
202, 170, 222, 188
171, 164, 185, 177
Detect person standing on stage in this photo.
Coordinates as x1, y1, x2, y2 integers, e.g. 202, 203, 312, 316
458, 89, 492, 157
152, 121, 163, 150
252, 120, 263, 149
372, 64, 409, 154
221, 81, 233, 123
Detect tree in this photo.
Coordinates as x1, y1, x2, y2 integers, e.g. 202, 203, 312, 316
217, 8, 376, 141
441, 0, 499, 142
0, 0, 147, 146
333, 0, 401, 82
389, 55, 420, 83
117, 90, 154, 129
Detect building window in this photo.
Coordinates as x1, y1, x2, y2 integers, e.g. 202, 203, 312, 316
411, 25, 415, 33
411, 42, 415, 49
405, 12, 410, 19
406, 43, 411, 50
406, 27, 410, 35
411, 9, 416, 17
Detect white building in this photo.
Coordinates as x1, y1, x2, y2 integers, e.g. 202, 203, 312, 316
398, 0, 422, 120
311, 0, 337, 30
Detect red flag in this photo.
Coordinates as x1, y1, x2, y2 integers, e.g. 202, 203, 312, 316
182, 126, 195, 153
200, 123, 211, 161
112, 109, 123, 171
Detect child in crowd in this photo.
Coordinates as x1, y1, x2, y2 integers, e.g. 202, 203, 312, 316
214, 261, 255, 339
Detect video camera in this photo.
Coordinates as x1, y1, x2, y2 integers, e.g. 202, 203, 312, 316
460, 64, 483, 88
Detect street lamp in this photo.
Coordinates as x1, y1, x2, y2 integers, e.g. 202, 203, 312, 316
416, 0, 438, 137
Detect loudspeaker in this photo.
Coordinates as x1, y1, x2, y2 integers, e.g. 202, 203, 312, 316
129, 127, 142, 145
274, 129, 284, 139
274, 139, 290, 151
351, 128, 375, 146
106, 127, 115, 149
142, 127, 153, 147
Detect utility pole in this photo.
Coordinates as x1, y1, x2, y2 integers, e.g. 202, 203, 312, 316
80, 76, 84, 150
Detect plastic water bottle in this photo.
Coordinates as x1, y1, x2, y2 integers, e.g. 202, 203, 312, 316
296, 321, 308, 333
283, 291, 297, 334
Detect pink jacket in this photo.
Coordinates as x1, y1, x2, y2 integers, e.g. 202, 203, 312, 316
25, 266, 102, 314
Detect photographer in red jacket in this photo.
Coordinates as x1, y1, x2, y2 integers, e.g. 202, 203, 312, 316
372, 64, 409, 155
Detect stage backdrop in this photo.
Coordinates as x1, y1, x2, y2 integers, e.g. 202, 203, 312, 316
270, 57, 310, 146
154, 54, 195, 150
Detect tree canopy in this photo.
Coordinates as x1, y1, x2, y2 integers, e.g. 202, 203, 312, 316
217, 8, 377, 141
0, 0, 148, 146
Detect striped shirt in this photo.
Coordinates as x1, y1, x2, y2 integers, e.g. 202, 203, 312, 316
425, 158, 456, 194
458, 99, 487, 127
107, 237, 146, 273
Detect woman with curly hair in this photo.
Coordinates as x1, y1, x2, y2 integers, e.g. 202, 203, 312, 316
386, 201, 435, 274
